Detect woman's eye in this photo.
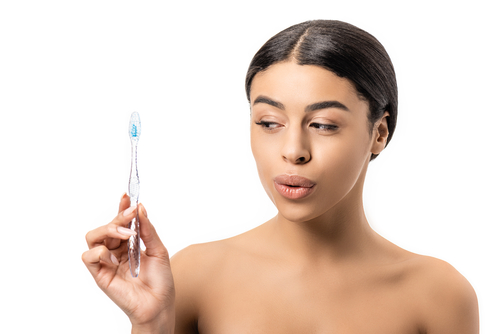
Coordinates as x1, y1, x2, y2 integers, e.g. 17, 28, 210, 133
255, 121, 281, 130
310, 123, 338, 132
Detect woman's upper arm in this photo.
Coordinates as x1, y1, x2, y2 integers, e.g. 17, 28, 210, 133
170, 245, 203, 334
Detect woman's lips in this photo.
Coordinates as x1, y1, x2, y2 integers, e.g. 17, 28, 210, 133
273, 174, 316, 200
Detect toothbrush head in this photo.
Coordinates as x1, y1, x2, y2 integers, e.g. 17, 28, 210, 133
129, 112, 141, 142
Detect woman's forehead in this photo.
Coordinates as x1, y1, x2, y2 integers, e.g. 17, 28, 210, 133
250, 62, 366, 110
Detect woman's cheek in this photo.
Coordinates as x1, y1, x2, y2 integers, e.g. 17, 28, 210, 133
251, 137, 275, 202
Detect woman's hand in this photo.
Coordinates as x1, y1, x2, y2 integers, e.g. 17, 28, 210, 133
82, 194, 175, 333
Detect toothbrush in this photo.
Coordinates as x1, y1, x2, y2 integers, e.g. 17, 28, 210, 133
128, 112, 141, 277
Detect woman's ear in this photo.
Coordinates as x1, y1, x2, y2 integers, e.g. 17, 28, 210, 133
371, 111, 390, 155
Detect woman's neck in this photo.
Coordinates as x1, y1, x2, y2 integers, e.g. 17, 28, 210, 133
268, 170, 379, 266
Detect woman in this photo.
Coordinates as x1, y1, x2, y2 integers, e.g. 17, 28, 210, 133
82, 20, 479, 333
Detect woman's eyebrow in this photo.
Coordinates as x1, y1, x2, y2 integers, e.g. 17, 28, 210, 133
253, 96, 285, 110
253, 96, 349, 113
305, 101, 350, 112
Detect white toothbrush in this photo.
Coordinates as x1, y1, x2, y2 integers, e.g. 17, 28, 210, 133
128, 112, 141, 277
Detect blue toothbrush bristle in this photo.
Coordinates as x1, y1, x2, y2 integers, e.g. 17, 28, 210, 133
129, 112, 141, 140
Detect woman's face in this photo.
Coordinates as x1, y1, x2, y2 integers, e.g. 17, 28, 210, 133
250, 61, 386, 223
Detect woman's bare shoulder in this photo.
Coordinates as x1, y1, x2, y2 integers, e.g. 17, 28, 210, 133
170, 225, 264, 288
404, 254, 476, 296
171, 226, 261, 272
171, 241, 231, 279
401, 254, 479, 333
170, 237, 245, 333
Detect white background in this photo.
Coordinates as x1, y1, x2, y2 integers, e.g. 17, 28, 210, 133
1, 0, 498, 333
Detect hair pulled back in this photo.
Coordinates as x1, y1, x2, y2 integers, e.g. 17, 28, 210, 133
245, 20, 398, 160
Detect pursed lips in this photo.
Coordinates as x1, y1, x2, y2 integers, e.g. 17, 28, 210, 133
273, 174, 316, 200
274, 174, 316, 188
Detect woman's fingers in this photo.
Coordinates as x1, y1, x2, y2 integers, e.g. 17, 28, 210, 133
86, 206, 138, 249
82, 245, 120, 278
138, 203, 169, 259
118, 193, 131, 214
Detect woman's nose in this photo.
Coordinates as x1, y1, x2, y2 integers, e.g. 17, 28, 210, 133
280, 127, 311, 164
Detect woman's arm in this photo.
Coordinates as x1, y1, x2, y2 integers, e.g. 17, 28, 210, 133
170, 245, 205, 334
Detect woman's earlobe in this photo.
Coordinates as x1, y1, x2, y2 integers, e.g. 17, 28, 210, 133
371, 112, 390, 155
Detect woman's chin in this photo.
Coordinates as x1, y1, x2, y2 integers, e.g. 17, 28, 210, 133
275, 205, 322, 224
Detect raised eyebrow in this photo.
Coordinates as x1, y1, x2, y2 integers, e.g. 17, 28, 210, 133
252, 96, 285, 110
305, 101, 350, 112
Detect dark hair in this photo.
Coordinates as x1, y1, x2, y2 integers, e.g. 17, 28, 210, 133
245, 20, 398, 160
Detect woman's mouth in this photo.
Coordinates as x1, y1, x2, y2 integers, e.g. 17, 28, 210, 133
273, 174, 316, 200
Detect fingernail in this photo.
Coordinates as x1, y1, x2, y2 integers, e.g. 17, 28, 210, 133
123, 206, 136, 216
140, 204, 147, 217
121, 192, 128, 200
110, 253, 119, 266
117, 226, 137, 236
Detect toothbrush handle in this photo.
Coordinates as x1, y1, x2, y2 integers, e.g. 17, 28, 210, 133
128, 213, 140, 277
129, 144, 140, 203
128, 143, 140, 277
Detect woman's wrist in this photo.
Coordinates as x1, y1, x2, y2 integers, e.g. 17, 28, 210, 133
131, 324, 173, 334
131, 310, 175, 334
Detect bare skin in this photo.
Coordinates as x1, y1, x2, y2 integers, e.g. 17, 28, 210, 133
83, 61, 479, 334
